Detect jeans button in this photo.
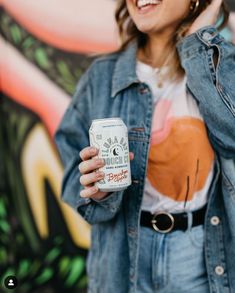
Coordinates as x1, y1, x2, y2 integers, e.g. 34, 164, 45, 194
210, 216, 220, 226
215, 265, 224, 276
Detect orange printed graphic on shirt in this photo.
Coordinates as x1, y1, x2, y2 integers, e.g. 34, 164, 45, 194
147, 117, 214, 202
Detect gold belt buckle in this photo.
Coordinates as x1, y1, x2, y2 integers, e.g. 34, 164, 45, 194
151, 212, 175, 233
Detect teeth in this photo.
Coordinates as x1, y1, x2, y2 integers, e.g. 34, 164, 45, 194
137, 0, 161, 8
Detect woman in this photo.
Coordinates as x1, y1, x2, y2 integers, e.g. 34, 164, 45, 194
55, 0, 235, 292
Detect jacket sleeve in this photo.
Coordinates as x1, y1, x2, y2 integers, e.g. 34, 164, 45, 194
54, 68, 125, 225
177, 25, 235, 159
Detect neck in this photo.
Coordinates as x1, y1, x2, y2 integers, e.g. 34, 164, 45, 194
137, 30, 174, 68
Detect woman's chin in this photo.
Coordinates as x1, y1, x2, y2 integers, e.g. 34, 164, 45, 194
136, 25, 151, 33
136, 23, 163, 36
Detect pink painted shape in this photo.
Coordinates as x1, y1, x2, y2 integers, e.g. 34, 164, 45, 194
2, 0, 118, 53
0, 37, 70, 138
150, 99, 173, 145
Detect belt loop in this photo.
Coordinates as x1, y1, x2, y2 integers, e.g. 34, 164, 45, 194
186, 211, 193, 232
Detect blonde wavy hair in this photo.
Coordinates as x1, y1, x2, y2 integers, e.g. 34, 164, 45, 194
115, 0, 229, 82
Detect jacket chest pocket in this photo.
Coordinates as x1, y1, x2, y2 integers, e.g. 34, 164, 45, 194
222, 172, 235, 205
128, 128, 150, 182
220, 159, 235, 205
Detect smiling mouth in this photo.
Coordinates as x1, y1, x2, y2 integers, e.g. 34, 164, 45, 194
136, 0, 162, 10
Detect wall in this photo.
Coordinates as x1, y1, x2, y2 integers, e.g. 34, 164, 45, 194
0, 1, 117, 292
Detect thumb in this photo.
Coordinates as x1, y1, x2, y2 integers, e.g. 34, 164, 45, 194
129, 152, 134, 161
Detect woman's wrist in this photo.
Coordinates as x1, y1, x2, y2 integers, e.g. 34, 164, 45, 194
186, 0, 222, 37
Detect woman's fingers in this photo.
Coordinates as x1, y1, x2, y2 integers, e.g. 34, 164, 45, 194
80, 170, 105, 186
79, 149, 134, 174
80, 147, 134, 162
79, 157, 105, 174
78, 147, 134, 199
79, 146, 98, 161
79, 149, 134, 199
80, 185, 99, 198
129, 152, 134, 161
80, 185, 110, 199
80, 152, 134, 185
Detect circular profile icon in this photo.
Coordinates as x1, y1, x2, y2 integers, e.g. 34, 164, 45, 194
4, 276, 18, 289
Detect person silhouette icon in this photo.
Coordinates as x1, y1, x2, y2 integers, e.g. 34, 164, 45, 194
4, 276, 18, 289
8, 279, 14, 286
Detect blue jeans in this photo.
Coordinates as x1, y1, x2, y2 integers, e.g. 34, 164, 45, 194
137, 222, 209, 293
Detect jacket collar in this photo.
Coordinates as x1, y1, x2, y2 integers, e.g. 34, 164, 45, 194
111, 41, 140, 98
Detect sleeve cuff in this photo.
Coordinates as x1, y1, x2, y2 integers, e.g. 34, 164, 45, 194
91, 190, 124, 213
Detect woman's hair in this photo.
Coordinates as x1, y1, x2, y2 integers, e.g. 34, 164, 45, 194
115, 0, 229, 82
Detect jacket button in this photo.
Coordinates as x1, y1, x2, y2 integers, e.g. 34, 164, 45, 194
202, 32, 213, 41
215, 266, 224, 276
210, 216, 220, 226
139, 87, 149, 94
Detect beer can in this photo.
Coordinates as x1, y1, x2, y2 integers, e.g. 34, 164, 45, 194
89, 118, 132, 192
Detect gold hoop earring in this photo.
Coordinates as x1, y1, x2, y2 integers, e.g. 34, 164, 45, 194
190, 0, 200, 13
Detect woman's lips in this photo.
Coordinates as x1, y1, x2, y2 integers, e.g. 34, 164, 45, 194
138, 4, 158, 14
135, 0, 162, 14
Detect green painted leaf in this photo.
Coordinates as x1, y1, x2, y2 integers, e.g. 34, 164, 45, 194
61, 82, 76, 95
22, 37, 35, 49
59, 256, 70, 277
0, 221, 10, 233
0, 247, 7, 263
0, 199, 6, 218
65, 257, 85, 287
75, 68, 82, 77
77, 274, 88, 288
45, 248, 60, 263
10, 25, 22, 44
57, 61, 73, 79
30, 260, 41, 276
35, 268, 54, 284
35, 48, 50, 69
17, 260, 31, 277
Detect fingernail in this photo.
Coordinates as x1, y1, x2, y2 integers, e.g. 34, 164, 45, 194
91, 147, 98, 154
99, 159, 105, 166
97, 171, 105, 179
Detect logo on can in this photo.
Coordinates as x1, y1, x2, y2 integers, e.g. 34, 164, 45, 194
89, 118, 131, 192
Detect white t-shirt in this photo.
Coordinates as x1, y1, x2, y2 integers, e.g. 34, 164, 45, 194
136, 60, 215, 214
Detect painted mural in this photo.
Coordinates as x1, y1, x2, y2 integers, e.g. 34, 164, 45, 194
0, 0, 118, 292
0, 0, 234, 292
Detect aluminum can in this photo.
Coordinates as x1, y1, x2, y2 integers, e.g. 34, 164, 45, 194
89, 118, 131, 192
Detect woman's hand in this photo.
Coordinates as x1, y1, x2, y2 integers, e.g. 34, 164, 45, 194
186, 0, 223, 36
78, 146, 134, 200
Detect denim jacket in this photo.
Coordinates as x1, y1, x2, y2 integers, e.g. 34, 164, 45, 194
55, 26, 235, 293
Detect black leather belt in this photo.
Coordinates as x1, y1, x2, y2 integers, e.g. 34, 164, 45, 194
140, 205, 207, 233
